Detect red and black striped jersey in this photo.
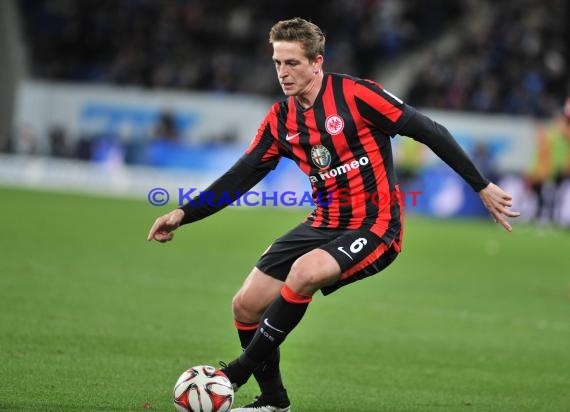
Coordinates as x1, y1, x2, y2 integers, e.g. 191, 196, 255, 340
243, 72, 413, 246
179, 73, 488, 238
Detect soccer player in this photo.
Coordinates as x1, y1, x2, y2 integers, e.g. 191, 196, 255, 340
147, 18, 520, 412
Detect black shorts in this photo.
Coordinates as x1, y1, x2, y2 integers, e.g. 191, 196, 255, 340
256, 223, 400, 295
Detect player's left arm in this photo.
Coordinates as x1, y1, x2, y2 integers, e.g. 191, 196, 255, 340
400, 110, 520, 231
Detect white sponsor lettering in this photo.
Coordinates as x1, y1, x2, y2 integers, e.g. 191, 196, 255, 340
311, 155, 370, 181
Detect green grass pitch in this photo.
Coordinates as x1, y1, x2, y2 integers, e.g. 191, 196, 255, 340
0, 186, 568, 411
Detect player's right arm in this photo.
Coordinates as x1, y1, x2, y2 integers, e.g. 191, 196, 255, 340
147, 105, 282, 243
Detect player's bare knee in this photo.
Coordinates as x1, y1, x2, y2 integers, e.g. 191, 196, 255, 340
231, 293, 250, 320
287, 259, 323, 294
231, 293, 259, 323
287, 251, 341, 295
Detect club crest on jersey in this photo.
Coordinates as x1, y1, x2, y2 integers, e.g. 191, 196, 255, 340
311, 145, 332, 169
325, 114, 344, 135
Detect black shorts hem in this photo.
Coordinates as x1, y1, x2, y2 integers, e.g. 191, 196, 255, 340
255, 223, 401, 295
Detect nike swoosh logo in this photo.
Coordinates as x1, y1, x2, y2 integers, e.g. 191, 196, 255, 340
285, 132, 301, 141
263, 318, 285, 333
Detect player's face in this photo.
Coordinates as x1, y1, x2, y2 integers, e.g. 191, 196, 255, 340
272, 41, 322, 97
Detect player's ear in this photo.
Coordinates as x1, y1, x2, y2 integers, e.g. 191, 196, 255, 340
313, 55, 324, 74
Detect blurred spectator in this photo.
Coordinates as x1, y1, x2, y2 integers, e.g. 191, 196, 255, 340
154, 111, 180, 142
471, 141, 499, 184
14, 123, 40, 155
527, 97, 570, 224
393, 137, 425, 191
75, 134, 94, 161
48, 125, 69, 157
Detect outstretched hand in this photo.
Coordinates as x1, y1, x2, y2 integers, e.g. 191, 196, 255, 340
147, 209, 185, 243
479, 183, 521, 232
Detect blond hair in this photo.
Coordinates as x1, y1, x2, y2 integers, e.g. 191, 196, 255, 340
269, 17, 325, 61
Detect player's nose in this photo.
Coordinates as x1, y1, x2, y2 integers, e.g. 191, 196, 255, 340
277, 66, 289, 79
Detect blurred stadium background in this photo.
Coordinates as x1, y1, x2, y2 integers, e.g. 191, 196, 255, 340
1, 1, 569, 411
1, 0, 569, 221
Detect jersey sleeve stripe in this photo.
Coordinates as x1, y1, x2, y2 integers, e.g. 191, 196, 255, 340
245, 103, 282, 165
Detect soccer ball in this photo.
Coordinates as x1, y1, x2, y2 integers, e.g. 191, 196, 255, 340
173, 365, 234, 412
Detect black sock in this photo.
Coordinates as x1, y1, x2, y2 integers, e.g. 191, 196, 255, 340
235, 321, 286, 395
230, 285, 311, 386
235, 320, 257, 348
226, 286, 312, 387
